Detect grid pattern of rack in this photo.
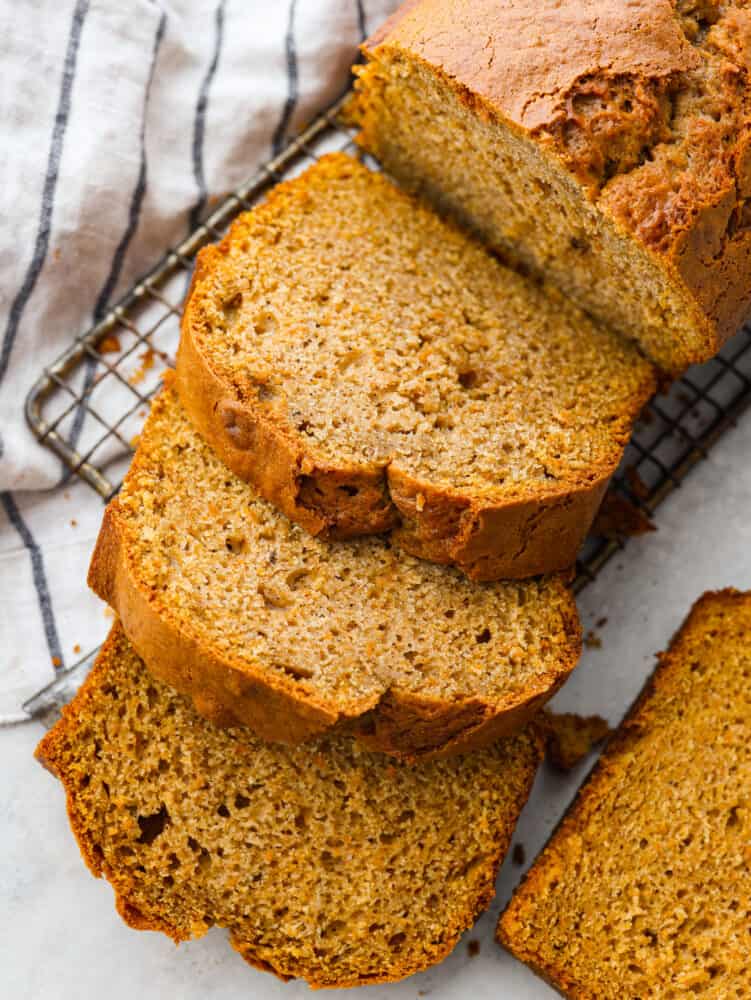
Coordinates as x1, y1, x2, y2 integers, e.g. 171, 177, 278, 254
23, 94, 751, 721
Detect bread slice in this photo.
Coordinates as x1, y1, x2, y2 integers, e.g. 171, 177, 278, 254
176, 153, 655, 581
88, 379, 580, 761
353, 1, 751, 375
37, 624, 543, 989
498, 588, 751, 997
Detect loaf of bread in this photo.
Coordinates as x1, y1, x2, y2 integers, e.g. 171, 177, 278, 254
176, 153, 655, 580
88, 379, 581, 760
37, 624, 543, 988
353, 0, 751, 375
498, 588, 751, 996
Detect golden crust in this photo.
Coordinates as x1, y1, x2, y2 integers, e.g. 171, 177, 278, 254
176, 153, 654, 579
361, 0, 751, 369
87, 423, 582, 761
37, 624, 544, 988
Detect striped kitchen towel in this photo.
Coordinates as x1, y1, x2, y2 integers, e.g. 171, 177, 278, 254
0, 0, 397, 721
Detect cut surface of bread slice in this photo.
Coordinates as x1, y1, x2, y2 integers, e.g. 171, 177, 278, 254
176, 152, 655, 580
88, 380, 581, 761
37, 624, 543, 989
353, 0, 751, 376
498, 588, 751, 997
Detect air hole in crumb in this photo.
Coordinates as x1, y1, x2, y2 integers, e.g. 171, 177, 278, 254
339, 484, 359, 496
234, 794, 250, 809
253, 311, 278, 336
217, 804, 230, 818
388, 932, 406, 949
281, 662, 314, 680
476, 627, 492, 644
257, 383, 276, 402
444, 609, 456, 619
137, 805, 170, 845
225, 535, 246, 554
458, 369, 478, 389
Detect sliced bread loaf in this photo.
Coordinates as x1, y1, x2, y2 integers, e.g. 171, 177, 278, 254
88, 379, 581, 761
353, 0, 751, 376
176, 152, 655, 581
37, 624, 543, 988
498, 588, 751, 997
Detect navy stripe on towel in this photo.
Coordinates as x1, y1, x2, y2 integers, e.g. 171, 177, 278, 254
0, 0, 90, 384
65, 11, 168, 464
189, 0, 227, 230
271, 0, 299, 156
1, 493, 64, 670
356, 0, 367, 41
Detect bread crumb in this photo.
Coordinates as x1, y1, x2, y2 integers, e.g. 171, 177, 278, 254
512, 842, 526, 866
595, 616, 608, 628
104, 606, 115, 618
592, 491, 655, 539
52, 656, 62, 667
467, 939, 480, 957
625, 465, 649, 500
129, 347, 155, 385
70, 519, 78, 528
98, 333, 122, 354
584, 630, 602, 649
73, 643, 81, 654
544, 711, 612, 771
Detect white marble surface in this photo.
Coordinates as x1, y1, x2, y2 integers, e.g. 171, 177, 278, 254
3, 411, 751, 1000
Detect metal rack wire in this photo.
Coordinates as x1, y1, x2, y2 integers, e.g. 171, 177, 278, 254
23, 93, 751, 723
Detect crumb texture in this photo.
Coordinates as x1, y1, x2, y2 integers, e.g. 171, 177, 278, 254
38, 626, 541, 988
184, 153, 653, 498
499, 589, 751, 998
96, 382, 580, 753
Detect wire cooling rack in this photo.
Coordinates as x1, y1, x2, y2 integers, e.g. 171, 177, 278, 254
23, 92, 751, 723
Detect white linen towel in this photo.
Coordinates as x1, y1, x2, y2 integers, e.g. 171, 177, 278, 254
0, 0, 397, 721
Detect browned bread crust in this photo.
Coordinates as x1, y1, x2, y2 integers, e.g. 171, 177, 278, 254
37, 624, 543, 988
88, 381, 582, 761
498, 588, 751, 996
176, 154, 655, 581
357, 0, 751, 374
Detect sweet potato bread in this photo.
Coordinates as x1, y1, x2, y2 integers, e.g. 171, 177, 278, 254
498, 589, 751, 997
88, 380, 581, 761
353, 0, 751, 375
37, 624, 543, 989
176, 153, 655, 580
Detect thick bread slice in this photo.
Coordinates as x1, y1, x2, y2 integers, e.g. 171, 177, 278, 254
353, 0, 751, 376
88, 380, 581, 761
498, 589, 751, 997
176, 153, 655, 581
37, 624, 543, 989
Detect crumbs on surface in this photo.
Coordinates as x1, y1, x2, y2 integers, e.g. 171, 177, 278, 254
545, 711, 612, 771
512, 842, 526, 866
98, 333, 122, 354
584, 630, 602, 650
129, 348, 156, 385
467, 939, 480, 957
